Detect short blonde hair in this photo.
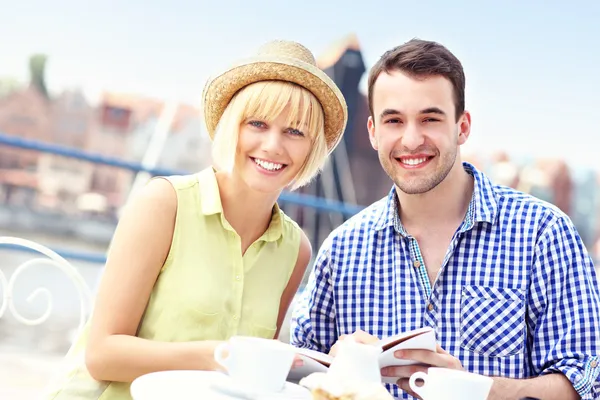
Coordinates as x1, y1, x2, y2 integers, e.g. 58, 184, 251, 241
211, 80, 328, 191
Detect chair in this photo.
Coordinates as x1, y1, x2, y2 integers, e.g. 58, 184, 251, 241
0, 236, 95, 398
0, 236, 93, 334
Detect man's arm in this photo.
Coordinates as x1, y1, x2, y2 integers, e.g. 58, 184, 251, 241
490, 374, 578, 400
289, 236, 337, 353
387, 347, 581, 400
526, 214, 600, 399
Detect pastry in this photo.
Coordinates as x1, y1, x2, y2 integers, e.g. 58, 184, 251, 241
300, 372, 394, 400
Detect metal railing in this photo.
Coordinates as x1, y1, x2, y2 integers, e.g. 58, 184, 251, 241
0, 132, 365, 264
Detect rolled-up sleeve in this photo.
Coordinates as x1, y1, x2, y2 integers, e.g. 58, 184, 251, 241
290, 236, 337, 353
529, 215, 600, 399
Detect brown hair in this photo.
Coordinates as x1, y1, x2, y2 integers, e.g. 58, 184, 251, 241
367, 38, 465, 121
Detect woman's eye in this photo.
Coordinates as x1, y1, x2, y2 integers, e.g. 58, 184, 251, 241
287, 128, 305, 136
248, 120, 267, 129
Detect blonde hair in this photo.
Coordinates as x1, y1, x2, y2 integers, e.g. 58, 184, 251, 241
211, 80, 328, 190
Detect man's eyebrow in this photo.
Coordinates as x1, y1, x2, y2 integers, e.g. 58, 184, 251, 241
379, 107, 447, 120
379, 109, 402, 120
420, 107, 446, 116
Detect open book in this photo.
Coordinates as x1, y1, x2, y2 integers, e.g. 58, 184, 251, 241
288, 327, 436, 384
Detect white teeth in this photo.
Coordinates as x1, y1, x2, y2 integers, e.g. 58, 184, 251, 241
253, 158, 284, 171
402, 157, 428, 166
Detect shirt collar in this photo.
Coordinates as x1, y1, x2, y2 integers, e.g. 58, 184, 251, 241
464, 162, 498, 226
373, 162, 498, 234
197, 168, 284, 242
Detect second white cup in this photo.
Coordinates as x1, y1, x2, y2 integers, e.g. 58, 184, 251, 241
409, 367, 493, 400
214, 336, 296, 393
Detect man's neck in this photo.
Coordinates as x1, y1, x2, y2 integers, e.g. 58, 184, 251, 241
397, 162, 474, 234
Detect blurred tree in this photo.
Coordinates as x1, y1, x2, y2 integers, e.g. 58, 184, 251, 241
29, 54, 49, 98
0, 77, 21, 98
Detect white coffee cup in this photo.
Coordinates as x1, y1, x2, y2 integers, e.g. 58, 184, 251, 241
328, 337, 382, 384
409, 367, 493, 400
214, 336, 296, 393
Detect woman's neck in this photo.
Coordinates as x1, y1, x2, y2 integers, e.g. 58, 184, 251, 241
215, 171, 281, 249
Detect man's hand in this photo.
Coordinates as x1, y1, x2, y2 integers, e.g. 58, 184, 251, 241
292, 354, 304, 369
381, 344, 464, 398
328, 329, 380, 356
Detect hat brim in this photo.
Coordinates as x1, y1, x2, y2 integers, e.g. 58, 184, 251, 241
202, 55, 348, 154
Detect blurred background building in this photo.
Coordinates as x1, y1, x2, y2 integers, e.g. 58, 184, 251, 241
1, 37, 598, 256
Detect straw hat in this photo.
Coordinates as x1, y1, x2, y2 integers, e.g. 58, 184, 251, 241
202, 40, 348, 154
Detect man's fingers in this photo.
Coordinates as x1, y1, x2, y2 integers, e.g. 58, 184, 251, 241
396, 378, 422, 399
329, 330, 380, 356
352, 329, 379, 344
394, 349, 439, 365
381, 364, 428, 378
436, 343, 450, 355
396, 348, 463, 370
292, 354, 304, 368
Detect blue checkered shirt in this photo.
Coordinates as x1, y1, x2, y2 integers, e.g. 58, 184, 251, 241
291, 162, 600, 399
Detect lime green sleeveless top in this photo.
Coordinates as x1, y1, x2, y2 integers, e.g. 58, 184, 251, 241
45, 167, 302, 399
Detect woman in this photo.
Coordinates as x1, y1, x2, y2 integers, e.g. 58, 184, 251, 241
46, 40, 347, 399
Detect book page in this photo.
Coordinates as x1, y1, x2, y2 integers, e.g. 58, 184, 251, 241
378, 329, 437, 368
374, 326, 435, 351
378, 329, 437, 383
294, 347, 333, 366
288, 348, 331, 382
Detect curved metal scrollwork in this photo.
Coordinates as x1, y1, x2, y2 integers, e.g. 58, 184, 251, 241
0, 236, 94, 336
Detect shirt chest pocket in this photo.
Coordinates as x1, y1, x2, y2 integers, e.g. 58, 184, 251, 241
460, 285, 526, 357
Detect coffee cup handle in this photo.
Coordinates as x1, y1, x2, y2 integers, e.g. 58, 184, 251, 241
409, 371, 428, 398
214, 342, 231, 370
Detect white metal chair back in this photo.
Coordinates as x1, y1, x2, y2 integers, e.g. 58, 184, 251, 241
0, 236, 93, 336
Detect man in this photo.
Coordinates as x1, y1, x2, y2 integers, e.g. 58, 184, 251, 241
290, 38, 600, 400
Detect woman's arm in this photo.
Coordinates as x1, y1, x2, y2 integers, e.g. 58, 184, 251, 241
274, 231, 312, 339
85, 178, 222, 383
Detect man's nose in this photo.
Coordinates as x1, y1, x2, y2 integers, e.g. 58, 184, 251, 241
401, 123, 425, 150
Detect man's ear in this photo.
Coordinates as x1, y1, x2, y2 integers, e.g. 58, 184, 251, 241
457, 110, 472, 145
368, 116, 378, 151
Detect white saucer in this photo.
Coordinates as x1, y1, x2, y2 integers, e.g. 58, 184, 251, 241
211, 375, 312, 400
131, 370, 232, 400
130, 370, 311, 400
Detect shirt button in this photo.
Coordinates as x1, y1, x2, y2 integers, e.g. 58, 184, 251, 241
591, 360, 598, 368
235, 275, 241, 281
427, 303, 434, 312
233, 315, 239, 320
413, 260, 421, 268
